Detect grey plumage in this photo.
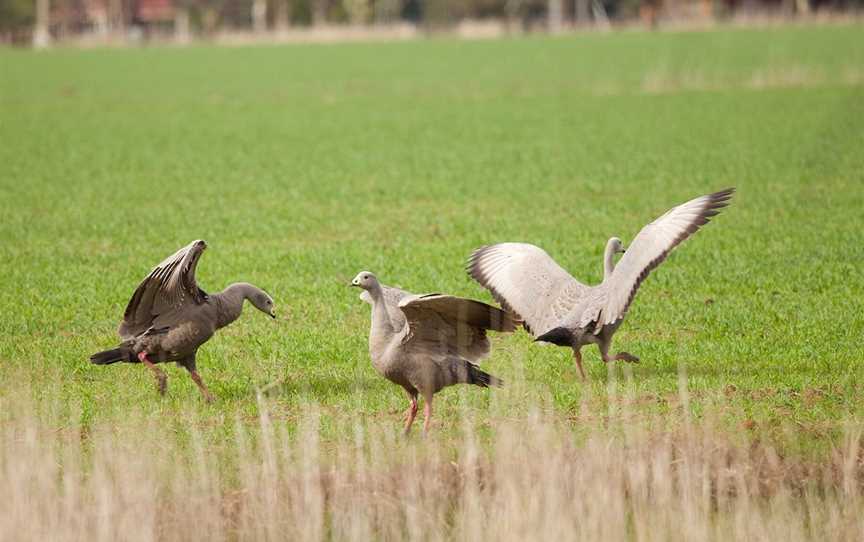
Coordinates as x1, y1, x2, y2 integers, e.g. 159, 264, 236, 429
468, 189, 734, 379
90, 239, 276, 401
352, 271, 517, 435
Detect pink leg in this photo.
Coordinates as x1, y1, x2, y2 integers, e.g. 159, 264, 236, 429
188, 369, 215, 403
422, 398, 433, 435
138, 352, 167, 395
403, 395, 419, 435
573, 350, 586, 380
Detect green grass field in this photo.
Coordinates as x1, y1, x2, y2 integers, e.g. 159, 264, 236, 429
1, 24, 863, 461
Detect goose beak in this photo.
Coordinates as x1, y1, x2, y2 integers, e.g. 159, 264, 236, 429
269, 310, 276, 319
350, 280, 359, 287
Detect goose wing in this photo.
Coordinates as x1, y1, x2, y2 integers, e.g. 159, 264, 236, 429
119, 240, 209, 339
468, 243, 588, 337
597, 188, 734, 329
398, 294, 518, 362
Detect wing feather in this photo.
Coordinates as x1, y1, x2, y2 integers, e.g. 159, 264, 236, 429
598, 188, 734, 328
467, 243, 588, 337
119, 239, 209, 339
398, 294, 517, 362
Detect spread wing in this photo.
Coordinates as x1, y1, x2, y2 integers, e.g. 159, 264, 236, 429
598, 188, 734, 328
467, 243, 589, 337
398, 294, 518, 362
119, 239, 209, 339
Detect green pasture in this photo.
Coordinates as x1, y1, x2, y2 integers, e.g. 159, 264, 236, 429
1, 24, 862, 457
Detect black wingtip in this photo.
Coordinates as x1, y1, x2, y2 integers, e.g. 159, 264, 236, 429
709, 187, 735, 205
465, 245, 489, 276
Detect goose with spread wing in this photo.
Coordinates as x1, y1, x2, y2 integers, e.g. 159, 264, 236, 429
90, 240, 276, 401
468, 189, 734, 379
351, 271, 518, 435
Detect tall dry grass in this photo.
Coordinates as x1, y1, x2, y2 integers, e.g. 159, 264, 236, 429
2, 389, 862, 541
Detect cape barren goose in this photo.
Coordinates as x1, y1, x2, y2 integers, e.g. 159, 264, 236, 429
90, 240, 275, 401
468, 189, 734, 379
351, 271, 518, 435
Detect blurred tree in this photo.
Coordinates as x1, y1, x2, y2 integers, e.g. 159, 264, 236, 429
10, 0, 864, 45
271, 0, 291, 29
422, 0, 451, 26
504, 0, 522, 29
253, 0, 267, 30
573, 0, 588, 22
174, 4, 190, 40
547, 0, 562, 30
34, 0, 50, 44
401, 0, 421, 21
286, 0, 311, 24
0, 0, 35, 41
637, 0, 656, 26
344, 0, 370, 23
107, 0, 123, 34
373, 0, 400, 22
200, 0, 221, 33
311, 0, 327, 24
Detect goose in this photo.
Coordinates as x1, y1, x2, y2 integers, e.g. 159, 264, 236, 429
351, 271, 517, 434
90, 240, 275, 401
468, 189, 733, 378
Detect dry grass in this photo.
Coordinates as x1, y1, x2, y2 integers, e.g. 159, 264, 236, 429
3, 387, 862, 542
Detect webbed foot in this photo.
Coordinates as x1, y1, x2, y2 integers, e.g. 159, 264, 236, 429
615, 352, 640, 363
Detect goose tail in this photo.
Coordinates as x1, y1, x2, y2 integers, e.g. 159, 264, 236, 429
467, 363, 503, 388
90, 346, 135, 365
